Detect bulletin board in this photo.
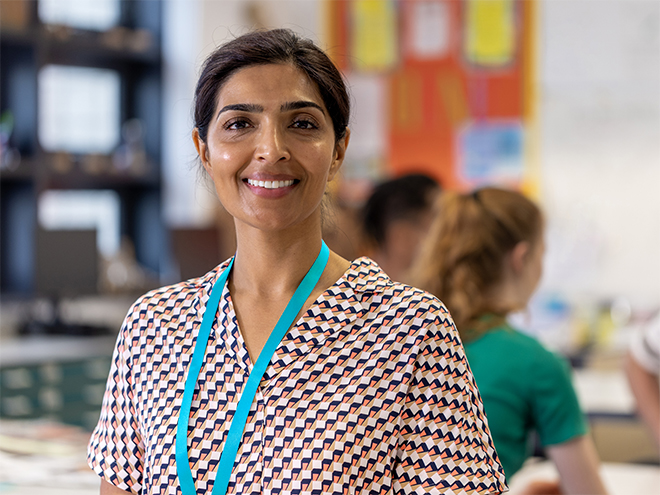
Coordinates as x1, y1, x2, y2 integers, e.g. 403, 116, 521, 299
324, 0, 538, 193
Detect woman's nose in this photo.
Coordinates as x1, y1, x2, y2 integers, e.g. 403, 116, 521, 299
255, 124, 290, 163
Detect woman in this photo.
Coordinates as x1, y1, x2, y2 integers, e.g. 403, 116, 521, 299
88, 29, 506, 495
409, 188, 608, 495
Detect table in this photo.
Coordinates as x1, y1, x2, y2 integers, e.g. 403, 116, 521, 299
509, 459, 660, 495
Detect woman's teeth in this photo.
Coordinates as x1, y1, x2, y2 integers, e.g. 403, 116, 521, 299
247, 179, 295, 189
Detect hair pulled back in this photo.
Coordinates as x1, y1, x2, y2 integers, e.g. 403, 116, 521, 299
409, 187, 542, 339
194, 28, 350, 144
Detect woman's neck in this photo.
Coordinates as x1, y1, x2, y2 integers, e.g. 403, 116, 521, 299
230, 221, 334, 300
483, 271, 526, 317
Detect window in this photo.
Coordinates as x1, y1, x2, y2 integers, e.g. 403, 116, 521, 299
38, 190, 120, 257
38, 65, 120, 155
38, 0, 120, 31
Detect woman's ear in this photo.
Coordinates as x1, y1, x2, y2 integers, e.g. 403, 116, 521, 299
510, 241, 531, 275
192, 128, 212, 176
328, 128, 351, 182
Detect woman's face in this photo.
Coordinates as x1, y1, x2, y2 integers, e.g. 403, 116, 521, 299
193, 63, 348, 234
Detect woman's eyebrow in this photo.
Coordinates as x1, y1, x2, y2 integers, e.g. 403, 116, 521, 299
217, 103, 263, 117
281, 100, 325, 114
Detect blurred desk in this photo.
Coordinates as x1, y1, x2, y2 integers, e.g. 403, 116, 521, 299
509, 459, 660, 495
573, 368, 635, 416
0, 420, 98, 494
573, 368, 659, 464
0, 335, 116, 368
0, 483, 97, 495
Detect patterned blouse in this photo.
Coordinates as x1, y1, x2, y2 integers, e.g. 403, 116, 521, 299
88, 257, 507, 494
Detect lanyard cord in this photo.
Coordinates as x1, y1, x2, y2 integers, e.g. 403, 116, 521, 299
176, 242, 330, 495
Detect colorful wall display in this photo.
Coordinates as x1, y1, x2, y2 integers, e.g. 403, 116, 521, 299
325, 0, 538, 193
350, 0, 399, 71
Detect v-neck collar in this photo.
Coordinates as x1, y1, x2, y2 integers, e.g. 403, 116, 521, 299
193, 256, 393, 378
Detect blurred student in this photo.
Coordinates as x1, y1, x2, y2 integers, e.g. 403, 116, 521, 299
409, 187, 608, 495
625, 313, 660, 449
361, 173, 439, 282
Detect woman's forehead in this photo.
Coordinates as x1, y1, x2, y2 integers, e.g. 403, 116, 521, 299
215, 63, 325, 109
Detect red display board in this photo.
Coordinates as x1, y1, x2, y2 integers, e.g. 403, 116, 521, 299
325, 0, 537, 192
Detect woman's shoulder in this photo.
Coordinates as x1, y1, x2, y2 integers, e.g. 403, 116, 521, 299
472, 325, 561, 362
479, 324, 541, 346
347, 257, 452, 321
499, 326, 571, 372
129, 259, 231, 314
469, 326, 574, 394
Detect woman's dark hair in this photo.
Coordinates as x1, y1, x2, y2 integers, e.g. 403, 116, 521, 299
194, 28, 350, 144
362, 174, 440, 248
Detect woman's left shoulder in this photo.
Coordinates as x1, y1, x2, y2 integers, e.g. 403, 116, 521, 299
349, 257, 453, 325
389, 280, 449, 315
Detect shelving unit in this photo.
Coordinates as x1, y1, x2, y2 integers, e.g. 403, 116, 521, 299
0, 0, 166, 295
0, 335, 116, 428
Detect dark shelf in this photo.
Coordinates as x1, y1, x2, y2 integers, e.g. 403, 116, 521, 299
0, 24, 161, 67
0, 26, 35, 47
40, 168, 160, 190
1, 155, 160, 189
0, 2, 166, 294
0, 162, 36, 182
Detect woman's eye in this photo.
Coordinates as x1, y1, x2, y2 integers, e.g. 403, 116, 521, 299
291, 119, 318, 130
224, 119, 251, 131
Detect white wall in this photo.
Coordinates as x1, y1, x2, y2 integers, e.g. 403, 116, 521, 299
162, 0, 213, 227
538, 0, 660, 309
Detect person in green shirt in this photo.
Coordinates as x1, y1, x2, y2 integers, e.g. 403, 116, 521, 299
409, 187, 608, 495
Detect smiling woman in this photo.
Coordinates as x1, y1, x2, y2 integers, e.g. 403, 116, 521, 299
87, 29, 507, 495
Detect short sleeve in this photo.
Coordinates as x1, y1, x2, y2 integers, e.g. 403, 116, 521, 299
87, 303, 144, 493
394, 310, 507, 495
532, 349, 588, 447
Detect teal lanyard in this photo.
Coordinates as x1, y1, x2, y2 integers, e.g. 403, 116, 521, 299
176, 242, 330, 495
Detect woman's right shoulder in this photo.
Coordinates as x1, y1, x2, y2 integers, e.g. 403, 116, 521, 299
124, 260, 231, 323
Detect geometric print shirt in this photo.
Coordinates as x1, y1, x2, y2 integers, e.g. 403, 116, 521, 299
88, 257, 507, 494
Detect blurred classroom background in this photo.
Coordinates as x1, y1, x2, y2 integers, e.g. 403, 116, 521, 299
0, 0, 658, 493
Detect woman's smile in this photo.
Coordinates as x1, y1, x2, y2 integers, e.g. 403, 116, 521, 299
245, 179, 296, 189
244, 176, 298, 198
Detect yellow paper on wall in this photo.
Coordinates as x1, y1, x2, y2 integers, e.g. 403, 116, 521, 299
465, 0, 516, 67
351, 0, 398, 72
392, 70, 423, 131
437, 72, 469, 127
